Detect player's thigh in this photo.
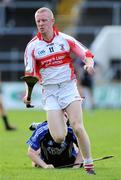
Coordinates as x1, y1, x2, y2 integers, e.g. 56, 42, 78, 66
47, 110, 67, 141
66, 100, 84, 126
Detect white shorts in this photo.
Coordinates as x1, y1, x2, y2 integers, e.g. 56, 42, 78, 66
42, 79, 82, 110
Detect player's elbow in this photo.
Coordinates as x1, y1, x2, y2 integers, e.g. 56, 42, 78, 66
27, 148, 35, 158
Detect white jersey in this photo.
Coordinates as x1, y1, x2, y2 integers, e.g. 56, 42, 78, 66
24, 29, 94, 85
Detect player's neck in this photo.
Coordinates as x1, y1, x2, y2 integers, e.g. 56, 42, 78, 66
42, 31, 54, 42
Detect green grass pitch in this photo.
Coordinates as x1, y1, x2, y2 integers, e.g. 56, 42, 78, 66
0, 109, 120, 180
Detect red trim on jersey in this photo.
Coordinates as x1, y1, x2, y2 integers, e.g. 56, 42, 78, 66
69, 60, 75, 79
45, 33, 56, 43
36, 54, 72, 69
39, 51, 69, 61
66, 39, 85, 61
35, 51, 70, 68
37, 32, 42, 40
36, 58, 71, 69
32, 49, 42, 82
37, 31, 55, 43
53, 26, 59, 35
25, 48, 42, 82
66, 39, 94, 61
85, 50, 94, 58
36, 26, 59, 42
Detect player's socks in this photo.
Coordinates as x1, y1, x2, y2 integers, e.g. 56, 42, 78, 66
2, 115, 16, 131
84, 159, 96, 175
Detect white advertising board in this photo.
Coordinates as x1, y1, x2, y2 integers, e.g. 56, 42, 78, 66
2, 82, 43, 110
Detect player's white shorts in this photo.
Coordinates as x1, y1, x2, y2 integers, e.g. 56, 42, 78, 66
42, 79, 82, 110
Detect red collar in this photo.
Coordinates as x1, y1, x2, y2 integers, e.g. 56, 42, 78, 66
37, 26, 59, 43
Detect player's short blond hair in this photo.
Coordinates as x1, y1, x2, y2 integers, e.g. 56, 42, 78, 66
35, 7, 54, 19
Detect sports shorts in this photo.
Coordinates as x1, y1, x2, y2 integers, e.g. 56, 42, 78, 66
42, 79, 82, 110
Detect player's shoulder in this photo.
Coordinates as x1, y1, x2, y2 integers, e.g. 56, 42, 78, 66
59, 32, 75, 41
26, 35, 38, 48
36, 121, 48, 134
36, 121, 47, 128
34, 121, 49, 141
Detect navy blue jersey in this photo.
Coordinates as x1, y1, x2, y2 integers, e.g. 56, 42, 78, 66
27, 121, 78, 167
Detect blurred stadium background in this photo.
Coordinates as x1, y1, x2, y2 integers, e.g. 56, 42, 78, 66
0, 0, 121, 109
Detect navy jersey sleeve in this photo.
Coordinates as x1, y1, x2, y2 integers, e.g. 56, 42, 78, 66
68, 127, 78, 146
26, 122, 48, 151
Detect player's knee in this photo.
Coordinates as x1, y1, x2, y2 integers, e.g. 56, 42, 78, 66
71, 122, 84, 135
52, 135, 65, 143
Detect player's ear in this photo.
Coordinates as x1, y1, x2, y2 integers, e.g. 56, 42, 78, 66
52, 18, 55, 24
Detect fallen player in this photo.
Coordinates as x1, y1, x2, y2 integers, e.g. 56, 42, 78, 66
26, 114, 84, 169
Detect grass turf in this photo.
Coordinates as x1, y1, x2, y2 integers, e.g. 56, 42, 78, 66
0, 109, 120, 180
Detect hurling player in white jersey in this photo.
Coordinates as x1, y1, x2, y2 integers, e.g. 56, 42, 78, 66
23, 7, 95, 175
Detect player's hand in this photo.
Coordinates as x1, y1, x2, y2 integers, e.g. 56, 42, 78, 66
44, 164, 54, 169
23, 95, 31, 105
84, 65, 95, 75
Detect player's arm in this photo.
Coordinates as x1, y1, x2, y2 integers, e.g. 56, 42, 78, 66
23, 44, 37, 106
83, 53, 95, 75
65, 34, 95, 75
22, 75, 38, 108
28, 146, 54, 169
72, 144, 84, 169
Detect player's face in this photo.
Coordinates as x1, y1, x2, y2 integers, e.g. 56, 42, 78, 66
35, 11, 54, 34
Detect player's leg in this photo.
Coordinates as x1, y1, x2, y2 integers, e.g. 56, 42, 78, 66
58, 79, 95, 174
65, 101, 95, 174
43, 92, 67, 143
47, 110, 67, 143
0, 100, 16, 131
66, 101, 91, 158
